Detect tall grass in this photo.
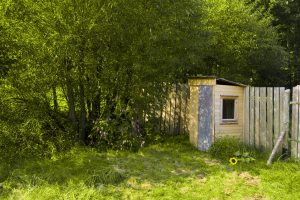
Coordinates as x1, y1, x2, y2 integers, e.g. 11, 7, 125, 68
1, 135, 300, 199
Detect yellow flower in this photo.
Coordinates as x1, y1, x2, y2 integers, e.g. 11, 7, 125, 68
229, 157, 238, 165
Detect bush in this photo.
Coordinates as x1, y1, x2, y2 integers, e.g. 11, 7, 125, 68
208, 136, 256, 162
0, 115, 77, 167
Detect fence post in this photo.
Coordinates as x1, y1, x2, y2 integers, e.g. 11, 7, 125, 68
255, 87, 260, 148
283, 89, 290, 150
266, 87, 273, 150
273, 88, 280, 149
259, 87, 267, 148
249, 87, 255, 146
244, 87, 250, 145
291, 86, 299, 158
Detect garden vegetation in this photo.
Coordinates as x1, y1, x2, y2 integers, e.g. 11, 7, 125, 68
0, 0, 299, 199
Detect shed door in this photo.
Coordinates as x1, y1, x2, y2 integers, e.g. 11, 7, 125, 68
198, 86, 213, 151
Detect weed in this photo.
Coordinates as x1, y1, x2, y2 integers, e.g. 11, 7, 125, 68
208, 136, 256, 162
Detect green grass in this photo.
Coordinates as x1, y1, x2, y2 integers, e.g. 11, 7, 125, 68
1, 136, 300, 199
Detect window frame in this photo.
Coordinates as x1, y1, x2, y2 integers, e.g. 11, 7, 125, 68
220, 95, 238, 124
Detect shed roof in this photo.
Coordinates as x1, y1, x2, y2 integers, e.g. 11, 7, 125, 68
216, 78, 247, 87
188, 75, 247, 87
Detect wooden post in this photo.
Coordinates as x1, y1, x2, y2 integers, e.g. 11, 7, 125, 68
283, 89, 290, 150
182, 84, 189, 134
291, 86, 299, 158
273, 88, 280, 149
244, 87, 250, 145
267, 131, 286, 165
169, 85, 174, 135
255, 87, 260, 148
260, 87, 267, 148
266, 87, 273, 150
178, 84, 183, 134
295, 85, 300, 159
277, 87, 285, 153
250, 87, 255, 146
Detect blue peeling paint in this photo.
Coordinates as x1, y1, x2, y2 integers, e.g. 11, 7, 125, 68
198, 86, 213, 151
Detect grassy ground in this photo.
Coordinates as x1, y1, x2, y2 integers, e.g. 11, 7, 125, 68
1, 136, 300, 200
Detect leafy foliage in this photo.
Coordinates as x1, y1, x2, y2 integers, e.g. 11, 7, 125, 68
209, 136, 256, 162
200, 0, 287, 85
0, 0, 289, 163
233, 151, 256, 163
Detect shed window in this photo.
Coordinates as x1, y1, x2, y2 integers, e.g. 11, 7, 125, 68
221, 96, 238, 123
223, 99, 235, 119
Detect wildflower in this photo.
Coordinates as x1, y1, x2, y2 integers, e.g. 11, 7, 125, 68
229, 157, 238, 165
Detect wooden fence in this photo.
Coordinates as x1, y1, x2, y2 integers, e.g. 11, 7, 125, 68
160, 83, 300, 159
157, 83, 189, 135
243, 87, 290, 150
291, 86, 300, 158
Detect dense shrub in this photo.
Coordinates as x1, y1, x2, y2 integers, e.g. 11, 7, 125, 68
90, 117, 158, 152
0, 97, 77, 168
0, 117, 76, 164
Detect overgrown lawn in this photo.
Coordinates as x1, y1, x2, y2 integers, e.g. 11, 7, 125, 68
1, 136, 300, 199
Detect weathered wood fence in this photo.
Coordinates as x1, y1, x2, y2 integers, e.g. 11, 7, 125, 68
291, 85, 300, 159
159, 83, 300, 159
243, 87, 290, 150
157, 84, 189, 135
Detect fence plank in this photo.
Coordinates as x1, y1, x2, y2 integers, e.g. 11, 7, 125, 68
249, 87, 255, 146
255, 87, 260, 148
278, 87, 285, 152
244, 87, 250, 145
296, 85, 300, 159
273, 87, 280, 149
169, 86, 175, 134
291, 86, 299, 158
178, 84, 183, 134
283, 89, 290, 150
259, 87, 267, 148
184, 84, 190, 133
266, 87, 273, 150
174, 84, 180, 134
165, 85, 171, 134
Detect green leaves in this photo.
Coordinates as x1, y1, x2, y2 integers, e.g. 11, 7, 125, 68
200, 0, 287, 85
0, 0, 290, 160
234, 151, 256, 163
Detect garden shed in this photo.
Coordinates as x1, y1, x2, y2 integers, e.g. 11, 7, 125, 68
187, 76, 247, 151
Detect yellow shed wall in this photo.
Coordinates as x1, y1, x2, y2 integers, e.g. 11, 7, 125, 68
214, 85, 245, 139
187, 86, 199, 147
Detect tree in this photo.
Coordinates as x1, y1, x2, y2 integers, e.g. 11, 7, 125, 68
200, 0, 287, 86
248, 0, 300, 87
0, 0, 207, 151
0, 0, 290, 160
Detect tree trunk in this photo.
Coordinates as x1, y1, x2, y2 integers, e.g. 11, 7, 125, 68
78, 42, 87, 141
79, 79, 86, 141
90, 92, 101, 122
65, 60, 77, 127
